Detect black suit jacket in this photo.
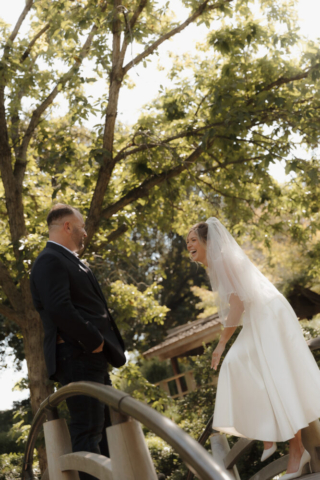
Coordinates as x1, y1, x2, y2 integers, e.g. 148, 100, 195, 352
30, 242, 125, 379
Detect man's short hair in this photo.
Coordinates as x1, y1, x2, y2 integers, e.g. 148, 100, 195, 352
47, 203, 79, 227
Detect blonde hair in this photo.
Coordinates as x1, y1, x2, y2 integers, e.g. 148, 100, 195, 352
187, 222, 208, 245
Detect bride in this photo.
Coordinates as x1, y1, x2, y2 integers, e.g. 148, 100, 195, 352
186, 217, 320, 480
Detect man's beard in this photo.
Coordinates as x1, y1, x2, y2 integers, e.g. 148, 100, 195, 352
71, 227, 84, 251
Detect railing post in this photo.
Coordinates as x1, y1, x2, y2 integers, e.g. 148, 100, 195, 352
43, 410, 79, 480
157, 379, 170, 395
302, 419, 320, 473
107, 407, 158, 480
211, 433, 241, 480
171, 357, 185, 397
185, 371, 197, 392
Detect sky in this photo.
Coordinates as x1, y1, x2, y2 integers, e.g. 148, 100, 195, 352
0, 0, 319, 411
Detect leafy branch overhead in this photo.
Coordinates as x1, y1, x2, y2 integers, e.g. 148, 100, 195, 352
0, 0, 320, 433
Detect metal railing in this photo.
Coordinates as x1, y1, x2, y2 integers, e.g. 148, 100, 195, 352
22, 381, 230, 480
186, 413, 216, 480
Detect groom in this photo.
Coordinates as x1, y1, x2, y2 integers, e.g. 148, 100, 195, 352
30, 203, 126, 480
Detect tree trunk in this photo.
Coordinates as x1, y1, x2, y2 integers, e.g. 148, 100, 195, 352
22, 306, 53, 473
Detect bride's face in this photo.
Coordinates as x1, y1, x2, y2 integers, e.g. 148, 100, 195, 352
186, 231, 207, 265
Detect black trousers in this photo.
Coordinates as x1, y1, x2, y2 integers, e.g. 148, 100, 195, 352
55, 343, 112, 480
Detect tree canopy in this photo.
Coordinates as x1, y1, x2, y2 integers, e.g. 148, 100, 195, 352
1, 4, 320, 473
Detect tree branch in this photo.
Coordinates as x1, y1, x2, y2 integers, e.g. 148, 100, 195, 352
0, 303, 23, 326
218, 155, 265, 170
119, 0, 148, 62
129, 0, 148, 31
112, 1, 122, 75
20, 23, 50, 63
113, 123, 223, 163
14, 2, 108, 186
246, 64, 320, 109
197, 176, 253, 202
195, 93, 211, 117
85, 1, 232, 245
19, 2, 87, 64
0, 86, 26, 246
101, 143, 207, 220
2, 0, 34, 60
85, 2, 133, 246
123, 0, 232, 74
11, 55, 39, 158
0, 261, 24, 315
262, 64, 320, 92
106, 223, 129, 243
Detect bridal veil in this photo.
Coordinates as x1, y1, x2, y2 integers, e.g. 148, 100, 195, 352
206, 217, 280, 327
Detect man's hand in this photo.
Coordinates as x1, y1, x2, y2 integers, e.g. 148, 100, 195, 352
211, 343, 225, 370
92, 340, 104, 353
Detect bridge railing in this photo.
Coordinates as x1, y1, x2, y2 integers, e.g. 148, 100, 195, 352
22, 380, 320, 480
21, 381, 230, 480
187, 416, 320, 480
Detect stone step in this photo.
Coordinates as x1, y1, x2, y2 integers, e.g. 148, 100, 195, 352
299, 474, 320, 480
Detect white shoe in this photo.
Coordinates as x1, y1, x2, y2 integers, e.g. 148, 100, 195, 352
261, 442, 277, 462
281, 450, 312, 480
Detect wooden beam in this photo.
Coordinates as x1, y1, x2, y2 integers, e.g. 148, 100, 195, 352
60, 453, 112, 480
171, 358, 184, 397
224, 439, 255, 469
158, 328, 221, 360
144, 325, 221, 360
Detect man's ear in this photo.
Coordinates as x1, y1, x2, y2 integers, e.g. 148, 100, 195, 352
63, 221, 71, 234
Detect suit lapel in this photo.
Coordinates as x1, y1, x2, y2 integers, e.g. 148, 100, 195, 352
84, 266, 107, 304
46, 242, 106, 303
45, 242, 124, 350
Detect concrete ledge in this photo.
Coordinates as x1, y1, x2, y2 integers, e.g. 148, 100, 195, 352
224, 439, 255, 469
299, 474, 320, 480
249, 455, 288, 480
59, 452, 112, 480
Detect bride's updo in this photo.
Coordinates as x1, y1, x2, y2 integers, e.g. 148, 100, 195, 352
187, 222, 208, 245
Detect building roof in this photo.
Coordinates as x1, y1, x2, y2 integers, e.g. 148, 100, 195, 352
143, 314, 221, 360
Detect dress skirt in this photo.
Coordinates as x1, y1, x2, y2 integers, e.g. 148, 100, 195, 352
212, 295, 320, 442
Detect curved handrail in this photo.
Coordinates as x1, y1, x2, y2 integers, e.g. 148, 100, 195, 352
186, 413, 217, 480
22, 382, 230, 480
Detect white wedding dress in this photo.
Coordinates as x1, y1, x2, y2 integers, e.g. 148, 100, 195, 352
201, 217, 320, 443
212, 294, 320, 441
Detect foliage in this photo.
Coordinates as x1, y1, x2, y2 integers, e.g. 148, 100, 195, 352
9, 411, 31, 448
0, 452, 40, 480
301, 320, 320, 367
0, 399, 32, 456
139, 357, 174, 385
89, 231, 210, 352
1, 0, 320, 469
111, 361, 174, 412
191, 286, 218, 318
158, 235, 210, 336
0, 316, 24, 371
147, 435, 187, 480
108, 280, 169, 350
0, 453, 26, 480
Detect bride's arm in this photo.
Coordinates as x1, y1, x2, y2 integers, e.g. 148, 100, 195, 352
211, 294, 244, 370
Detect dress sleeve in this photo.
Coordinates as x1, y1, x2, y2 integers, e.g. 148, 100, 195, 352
224, 294, 245, 328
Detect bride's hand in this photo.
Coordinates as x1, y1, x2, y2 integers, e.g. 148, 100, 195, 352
211, 343, 225, 370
